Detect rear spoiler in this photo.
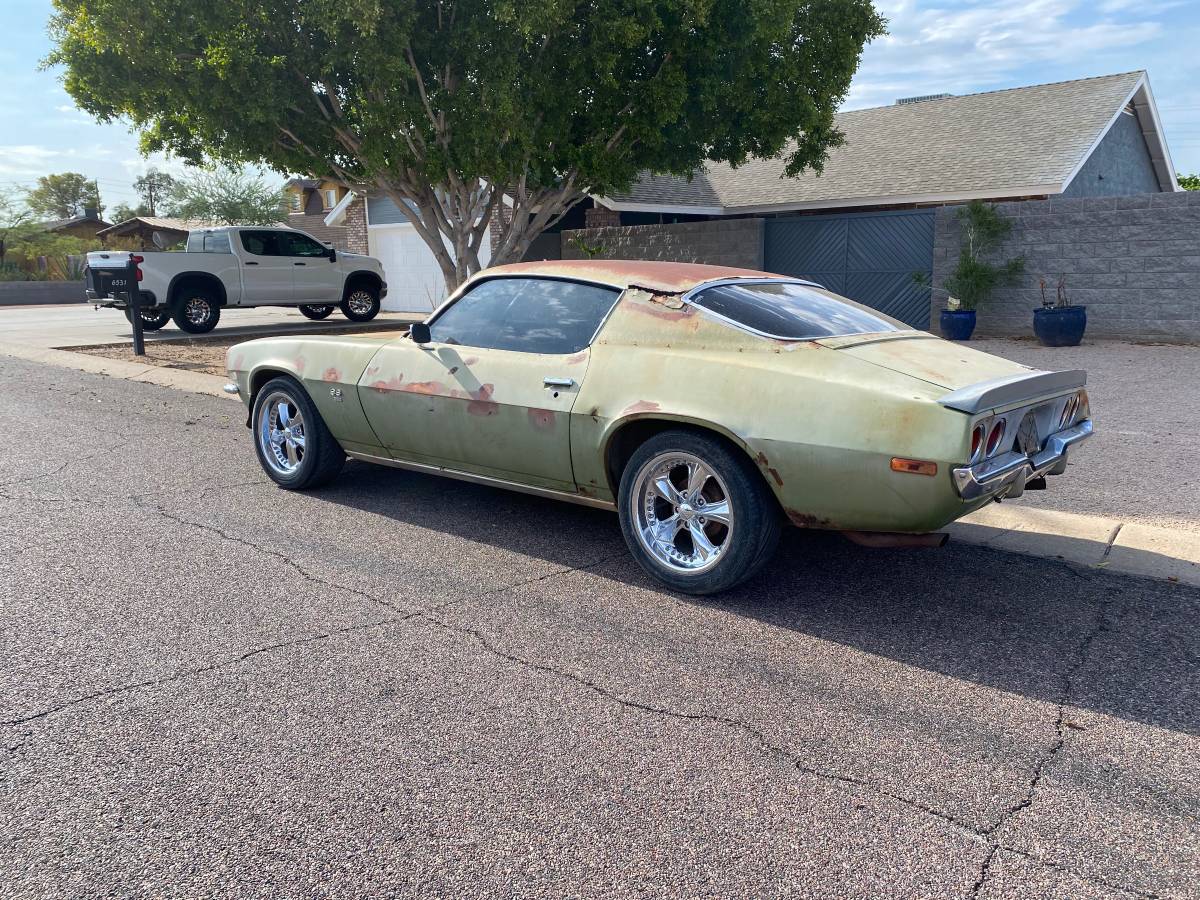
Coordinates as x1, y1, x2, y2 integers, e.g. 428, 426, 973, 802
939, 369, 1087, 414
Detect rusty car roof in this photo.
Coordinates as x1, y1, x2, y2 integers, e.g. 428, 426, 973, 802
479, 260, 780, 293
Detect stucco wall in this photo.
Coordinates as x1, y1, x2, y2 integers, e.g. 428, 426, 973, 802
560, 218, 764, 268
1062, 111, 1162, 197
931, 192, 1200, 342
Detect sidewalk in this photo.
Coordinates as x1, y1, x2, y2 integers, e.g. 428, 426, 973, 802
2, 336, 1197, 588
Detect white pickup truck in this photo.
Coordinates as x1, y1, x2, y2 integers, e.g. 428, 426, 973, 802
85, 225, 387, 333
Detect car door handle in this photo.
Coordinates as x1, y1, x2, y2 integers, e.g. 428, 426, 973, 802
544, 377, 574, 388
244, 261, 259, 266
293, 262, 306, 266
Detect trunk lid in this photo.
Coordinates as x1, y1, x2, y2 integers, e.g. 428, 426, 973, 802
815, 332, 1031, 391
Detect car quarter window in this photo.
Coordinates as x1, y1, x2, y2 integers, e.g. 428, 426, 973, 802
283, 232, 329, 257
428, 277, 621, 354
239, 230, 285, 257
689, 281, 908, 339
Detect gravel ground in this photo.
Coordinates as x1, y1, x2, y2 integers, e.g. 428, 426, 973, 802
1, 356, 1198, 898
973, 339, 1200, 532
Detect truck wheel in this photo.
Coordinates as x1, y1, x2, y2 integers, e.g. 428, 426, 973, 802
252, 376, 345, 490
340, 287, 380, 322
172, 290, 221, 334
299, 304, 335, 320
618, 429, 781, 595
125, 306, 171, 331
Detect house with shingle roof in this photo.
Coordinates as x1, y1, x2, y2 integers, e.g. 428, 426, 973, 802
595, 71, 1177, 217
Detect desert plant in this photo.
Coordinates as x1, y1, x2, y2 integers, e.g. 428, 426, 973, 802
941, 201, 1025, 311
1039, 275, 1071, 309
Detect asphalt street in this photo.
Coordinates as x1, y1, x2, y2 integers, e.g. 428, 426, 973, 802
1, 355, 1197, 899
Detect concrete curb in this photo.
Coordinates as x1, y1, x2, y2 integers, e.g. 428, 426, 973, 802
949, 505, 1200, 588
0, 341, 234, 400
4, 340, 1198, 587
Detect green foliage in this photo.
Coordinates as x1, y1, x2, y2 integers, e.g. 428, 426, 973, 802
942, 201, 1025, 311
111, 201, 151, 222
163, 167, 286, 225
1178, 173, 1200, 191
46, 0, 885, 286
568, 235, 608, 259
133, 169, 177, 215
0, 187, 36, 267
26, 172, 103, 219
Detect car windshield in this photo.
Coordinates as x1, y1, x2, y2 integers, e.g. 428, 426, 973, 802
689, 281, 908, 339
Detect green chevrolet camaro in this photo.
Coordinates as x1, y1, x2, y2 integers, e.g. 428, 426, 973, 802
225, 260, 1092, 594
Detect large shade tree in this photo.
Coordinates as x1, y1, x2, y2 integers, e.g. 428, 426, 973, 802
48, 0, 884, 288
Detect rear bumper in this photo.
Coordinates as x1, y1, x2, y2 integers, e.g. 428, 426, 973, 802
951, 419, 1093, 501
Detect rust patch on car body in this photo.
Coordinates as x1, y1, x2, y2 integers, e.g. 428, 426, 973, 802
322, 367, 341, 382
787, 509, 832, 529
527, 407, 556, 431
565, 351, 588, 365
622, 400, 661, 415
462, 356, 480, 366
466, 383, 498, 416
370, 374, 405, 393
293, 356, 307, 376
754, 452, 784, 487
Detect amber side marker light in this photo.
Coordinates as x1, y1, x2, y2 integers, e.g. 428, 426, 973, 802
891, 457, 938, 476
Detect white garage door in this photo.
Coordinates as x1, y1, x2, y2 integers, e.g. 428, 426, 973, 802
368, 224, 491, 313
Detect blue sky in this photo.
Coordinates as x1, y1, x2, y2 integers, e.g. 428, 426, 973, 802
2, 0, 1198, 210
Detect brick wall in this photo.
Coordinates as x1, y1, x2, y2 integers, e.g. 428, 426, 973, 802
932, 192, 1200, 342
284, 211, 350, 250
560, 218, 765, 268
343, 196, 369, 254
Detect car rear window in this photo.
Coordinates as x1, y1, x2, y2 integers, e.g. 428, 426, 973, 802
689, 281, 907, 339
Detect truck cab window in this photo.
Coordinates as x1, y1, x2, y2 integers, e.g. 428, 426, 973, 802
240, 230, 285, 256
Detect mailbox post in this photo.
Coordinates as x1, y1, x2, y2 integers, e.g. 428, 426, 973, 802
124, 254, 145, 356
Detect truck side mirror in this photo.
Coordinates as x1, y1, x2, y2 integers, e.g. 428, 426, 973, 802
410, 322, 431, 344
328, 248, 337, 262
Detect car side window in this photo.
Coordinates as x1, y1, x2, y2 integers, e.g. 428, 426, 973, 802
429, 277, 620, 354
239, 230, 284, 257
283, 232, 329, 257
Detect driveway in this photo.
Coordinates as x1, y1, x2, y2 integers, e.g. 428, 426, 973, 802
2, 355, 1197, 898
0, 302, 418, 350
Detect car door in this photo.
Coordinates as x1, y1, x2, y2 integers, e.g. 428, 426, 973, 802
357, 276, 620, 492
282, 230, 342, 304
237, 230, 293, 305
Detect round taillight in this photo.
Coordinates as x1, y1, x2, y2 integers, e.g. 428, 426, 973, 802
986, 420, 1007, 456
970, 424, 985, 461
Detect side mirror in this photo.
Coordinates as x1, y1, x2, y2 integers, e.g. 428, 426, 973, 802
410, 322, 432, 344
328, 248, 337, 262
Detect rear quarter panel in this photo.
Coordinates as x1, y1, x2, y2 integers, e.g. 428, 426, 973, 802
574, 288, 983, 532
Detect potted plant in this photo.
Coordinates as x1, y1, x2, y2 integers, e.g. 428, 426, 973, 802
1033, 275, 1086, 346
917, 200, 1025, 341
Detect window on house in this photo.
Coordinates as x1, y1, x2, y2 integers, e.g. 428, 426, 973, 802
323, 189, 338, 209
288, 192, 302, 213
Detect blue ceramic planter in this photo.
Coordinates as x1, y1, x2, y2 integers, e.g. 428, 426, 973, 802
1033, 306, 1087, 347
940, 309, 976, 341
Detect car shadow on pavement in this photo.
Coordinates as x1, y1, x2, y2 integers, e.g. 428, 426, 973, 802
317, 461, 1200, 737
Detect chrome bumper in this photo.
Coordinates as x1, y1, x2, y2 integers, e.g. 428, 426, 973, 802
952, 419, 1093, 502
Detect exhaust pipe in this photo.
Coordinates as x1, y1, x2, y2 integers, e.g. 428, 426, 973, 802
843, 530, 949, 549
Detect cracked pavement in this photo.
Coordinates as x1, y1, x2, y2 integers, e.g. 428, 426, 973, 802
1, 355, 1197, 899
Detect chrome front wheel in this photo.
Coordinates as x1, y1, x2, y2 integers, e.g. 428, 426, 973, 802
257, 390, 308, 476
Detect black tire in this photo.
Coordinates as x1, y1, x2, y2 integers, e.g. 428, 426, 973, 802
251, 376, 345, 490
125, 306, 171, 331
617, 429, 781, 595
339, 284, 381, 322
299, 304, 335, 320
172, 288, 221, 334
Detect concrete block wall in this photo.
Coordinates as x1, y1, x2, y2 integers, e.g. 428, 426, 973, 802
560, 218, 765, 269
932, 191, 1200, 342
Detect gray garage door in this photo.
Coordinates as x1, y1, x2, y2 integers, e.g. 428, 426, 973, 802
764, 209, 934, 328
